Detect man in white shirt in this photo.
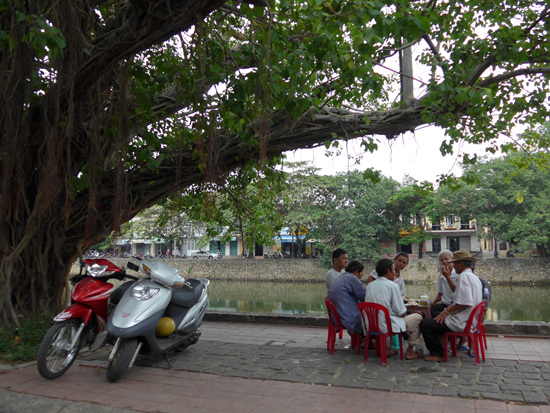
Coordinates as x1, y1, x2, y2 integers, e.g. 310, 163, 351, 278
365, 258, 423, 360
325, 248, 348, 290
419, 250, 482, 362
430, 250, 457, 318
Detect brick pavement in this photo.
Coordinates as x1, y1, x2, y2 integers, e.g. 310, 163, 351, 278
1, 320, 550, 412
138, 340, 550, 404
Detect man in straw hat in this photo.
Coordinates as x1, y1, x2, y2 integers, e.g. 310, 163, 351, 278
419, 250, 482, 362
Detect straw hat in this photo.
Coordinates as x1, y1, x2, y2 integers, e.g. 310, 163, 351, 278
448, 250, 477, 262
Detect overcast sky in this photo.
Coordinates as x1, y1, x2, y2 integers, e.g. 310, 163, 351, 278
283, 125, 502, 184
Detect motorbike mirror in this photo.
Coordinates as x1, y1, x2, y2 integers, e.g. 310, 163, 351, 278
127, 262, 140, 272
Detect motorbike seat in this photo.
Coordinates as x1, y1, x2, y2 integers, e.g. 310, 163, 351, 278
170, 279, 204, 308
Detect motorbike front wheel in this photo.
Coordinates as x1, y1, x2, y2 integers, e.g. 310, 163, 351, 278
37, 319, 84, 379
106, 338, 139, 383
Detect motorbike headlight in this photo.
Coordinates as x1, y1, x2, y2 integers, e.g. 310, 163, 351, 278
131, 284, 160, 301
86, 262, 108, 277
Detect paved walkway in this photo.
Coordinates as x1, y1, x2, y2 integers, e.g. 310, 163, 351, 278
1, 321, 550, 412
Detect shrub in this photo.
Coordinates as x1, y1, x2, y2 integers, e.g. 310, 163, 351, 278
0, 313, 54, 364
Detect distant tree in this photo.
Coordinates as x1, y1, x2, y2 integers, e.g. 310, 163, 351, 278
167, 162, 286, 257
279, 162, 329, 258
89, 234, 116, 254
299, 170, 396, 265
388, 178, 435, 258
425, 145, 550, 257
129, 205, 203, 254
463, 153, 550, 257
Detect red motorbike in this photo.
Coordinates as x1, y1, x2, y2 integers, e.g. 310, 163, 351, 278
37, 258, 138, 379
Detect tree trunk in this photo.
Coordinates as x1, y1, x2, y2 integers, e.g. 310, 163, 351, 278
0, 218, 77, 324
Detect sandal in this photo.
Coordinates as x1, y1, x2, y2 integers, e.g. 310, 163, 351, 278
386, 349, 397, 357
457, 345, 470, 351
405, 352, 423, 360
425, 355, 443, 362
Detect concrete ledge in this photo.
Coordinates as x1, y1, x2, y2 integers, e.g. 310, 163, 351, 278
205, 311, 550, 337
205, 311, 328, 327
485, 320, 550, 337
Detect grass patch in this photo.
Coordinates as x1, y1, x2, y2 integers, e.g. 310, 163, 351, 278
0, 313, 54, 365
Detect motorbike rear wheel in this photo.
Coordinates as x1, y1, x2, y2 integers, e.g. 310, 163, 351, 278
106, 338, 139, 383
37, 319, 84, 379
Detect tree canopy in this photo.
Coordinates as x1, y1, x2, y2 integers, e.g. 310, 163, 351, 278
149, 165, 401, 263
1, 0, 549, 323
168, 161, 286, 255
310, 171, 397, 263
387, 179, 435, 258
128, 205, 206, 253
429, 150, 550, 256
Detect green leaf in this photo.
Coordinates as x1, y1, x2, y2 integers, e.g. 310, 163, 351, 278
516, 192, 524, 203
362, 168, 381, 184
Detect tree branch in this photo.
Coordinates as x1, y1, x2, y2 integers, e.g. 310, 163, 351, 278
464, 59, 496, 86
421, 34, 446, 72
476, 67, 550, 88
75, 0, 227, 94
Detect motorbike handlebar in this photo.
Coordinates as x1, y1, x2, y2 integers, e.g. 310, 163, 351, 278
127, 261, 140, 272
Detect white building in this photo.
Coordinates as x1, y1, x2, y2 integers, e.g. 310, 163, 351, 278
424, 215, 480, 253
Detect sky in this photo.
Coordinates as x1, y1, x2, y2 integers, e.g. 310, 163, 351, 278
283, 125, 502, 184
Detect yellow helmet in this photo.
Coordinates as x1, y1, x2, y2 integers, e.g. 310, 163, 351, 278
155, 317, 176, 337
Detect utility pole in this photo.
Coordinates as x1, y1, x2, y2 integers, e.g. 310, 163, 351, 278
400, 38, 415, 107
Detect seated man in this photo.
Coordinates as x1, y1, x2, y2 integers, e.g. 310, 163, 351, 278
327, 260, 366, 335
326, 248, 348, 291
430, 249, 457, 318
419, 250, 482, 362
365, 258, 423, 360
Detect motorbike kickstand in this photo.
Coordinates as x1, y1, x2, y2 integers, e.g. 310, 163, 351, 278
163, 353, 175, 368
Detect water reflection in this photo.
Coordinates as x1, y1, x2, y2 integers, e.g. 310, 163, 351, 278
208, 280, 550, 322
407, 283, 550, 322
208, 281, 326, 315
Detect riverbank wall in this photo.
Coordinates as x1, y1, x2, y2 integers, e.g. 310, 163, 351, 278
90, 256, 550, 285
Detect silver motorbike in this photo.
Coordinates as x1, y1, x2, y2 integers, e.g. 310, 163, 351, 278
106, 259, 209, 382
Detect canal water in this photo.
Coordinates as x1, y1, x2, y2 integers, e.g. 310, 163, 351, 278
207, 280, 550, 322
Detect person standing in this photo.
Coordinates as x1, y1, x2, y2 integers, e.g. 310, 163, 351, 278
365, 258, 424, 360
429, 250, 457, 318
327, 260, 366, 335
419, 250, 482, 362
326, 248, 348, 290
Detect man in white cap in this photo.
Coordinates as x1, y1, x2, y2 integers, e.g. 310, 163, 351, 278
419, 250, 482, 362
